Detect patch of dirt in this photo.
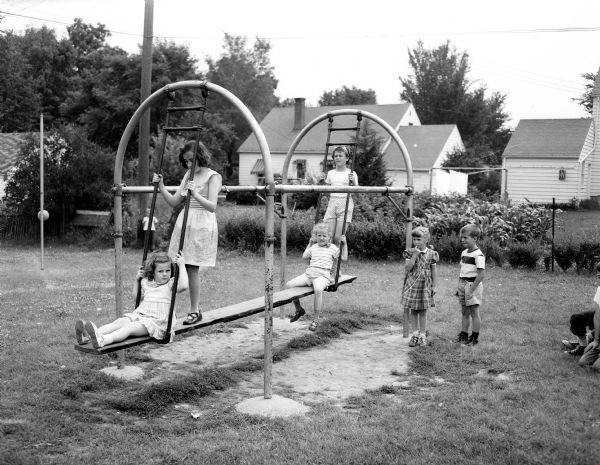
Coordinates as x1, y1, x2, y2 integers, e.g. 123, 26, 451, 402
136, 317, 411, 407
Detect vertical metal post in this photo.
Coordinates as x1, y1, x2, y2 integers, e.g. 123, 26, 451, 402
551, 197, 555, 272
138, 0, 154, 218
264, 183, 275, 399
39, 114, 44, 270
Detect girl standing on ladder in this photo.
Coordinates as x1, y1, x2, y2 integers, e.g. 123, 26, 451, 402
320, 145, 358, 260
153, 140, 222, 325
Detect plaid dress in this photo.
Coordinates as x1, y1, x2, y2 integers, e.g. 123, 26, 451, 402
401, 247, 439, 310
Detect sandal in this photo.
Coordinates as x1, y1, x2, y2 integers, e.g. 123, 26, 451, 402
308, 321, 318, 332
183, 311, 203, 326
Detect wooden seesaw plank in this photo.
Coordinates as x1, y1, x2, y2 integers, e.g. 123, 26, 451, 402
74, 275, 357, 355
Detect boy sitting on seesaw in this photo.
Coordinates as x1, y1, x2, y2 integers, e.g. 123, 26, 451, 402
286, 222, 340, 332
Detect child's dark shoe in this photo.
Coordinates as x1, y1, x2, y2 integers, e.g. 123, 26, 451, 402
454, 332, 469, 344
75, 319, 89, 345
408, 334, 419, 347
290, 306, 306, 323
308, 321, 318, 332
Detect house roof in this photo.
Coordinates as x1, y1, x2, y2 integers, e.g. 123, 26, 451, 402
0, 133, 27, 176
385, 125, 459, 170
238, 103, 413, 154
502, 119, 592, 159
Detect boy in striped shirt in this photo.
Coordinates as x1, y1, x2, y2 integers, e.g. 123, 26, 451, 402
455, 224, 485, 345
286, 222, 340, 331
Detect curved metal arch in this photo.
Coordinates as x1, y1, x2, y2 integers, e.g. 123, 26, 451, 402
112, 81, 277, 398
279, 109, 414, 328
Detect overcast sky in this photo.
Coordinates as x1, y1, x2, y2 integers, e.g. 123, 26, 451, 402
1, 0, 598, 127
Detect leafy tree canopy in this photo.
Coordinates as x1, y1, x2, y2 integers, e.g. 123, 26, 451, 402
400, 40, 511, 162
353, 121, 388, 186
318, 86, 377, 106
572, 71, 598, 115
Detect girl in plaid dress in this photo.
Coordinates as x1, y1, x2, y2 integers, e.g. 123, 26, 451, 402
401, 226, 438, 347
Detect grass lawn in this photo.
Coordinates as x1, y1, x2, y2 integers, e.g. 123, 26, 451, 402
1, 244, 599, 465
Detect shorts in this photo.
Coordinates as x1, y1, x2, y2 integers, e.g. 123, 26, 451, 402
286, 267, 332, 292
457, 279, 483, 307
324, 196, 354, 223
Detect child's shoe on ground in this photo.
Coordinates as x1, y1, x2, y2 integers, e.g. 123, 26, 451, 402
568, 345, 585, 357
84, 321, 104, 349
290, 306, 306, 323
454, 331, 469, 344
562, 339, 579, 351
418, 333, 427, 346
466, 334, 479, 346
409, 333, 419, 347
75, 319, 89, 345
308, 321, 318, 332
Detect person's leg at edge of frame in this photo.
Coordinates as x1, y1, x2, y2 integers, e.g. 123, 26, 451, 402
185, 265, 204, 323
579, 345, 600, 367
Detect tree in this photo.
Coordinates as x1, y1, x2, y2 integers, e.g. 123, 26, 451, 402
353, 121, 388, 186
572, 71, 598, 115
3, 127, 114, 235
206, 34, 278, 179
318, 86, 377, 106
400, 40, 511, 163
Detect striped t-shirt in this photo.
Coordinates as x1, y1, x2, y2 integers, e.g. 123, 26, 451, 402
304, 243, 340, 270
459, 248, 485, 279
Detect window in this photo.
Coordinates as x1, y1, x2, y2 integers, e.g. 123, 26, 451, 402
295, 159, 306, 180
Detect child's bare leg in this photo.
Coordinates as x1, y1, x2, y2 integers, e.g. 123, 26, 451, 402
461, 305, 470, 332
419, 311, 428, 334
186, 264, 203, 315
410, 310, 419, 334
309, 278, 328, 330
97, 317, 130, 335
104, 322, 148, 344
469, 305, 481, 332
286, 275, 309, 322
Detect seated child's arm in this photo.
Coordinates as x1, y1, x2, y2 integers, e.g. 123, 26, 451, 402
173, 252, 189, 292
132, 268, 144, 296
302, 240, 315, 260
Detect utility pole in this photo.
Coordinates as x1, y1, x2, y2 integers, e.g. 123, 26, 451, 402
138, 0, 154, 221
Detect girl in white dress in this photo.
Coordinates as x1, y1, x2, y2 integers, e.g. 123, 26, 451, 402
153, 141, 222, 325
75, 252, 188, 348
320, 146, 358, 260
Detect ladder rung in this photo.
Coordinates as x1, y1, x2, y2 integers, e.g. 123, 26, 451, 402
329, 127, 360, 132
163, 126, 203, 132
325, 142, 357, 147
167, 105, 206, 113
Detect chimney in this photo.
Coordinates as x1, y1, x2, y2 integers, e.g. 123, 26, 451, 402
293, 97, 305, 130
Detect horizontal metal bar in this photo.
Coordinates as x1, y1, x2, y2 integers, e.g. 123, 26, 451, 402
274, 185, 411, 194
325, 142, 357, 146
163, 126, 202, 132
121, 185, 412, 195
167, 105, 206, 112
121, 185, 266, 194
329, 127, 360, 132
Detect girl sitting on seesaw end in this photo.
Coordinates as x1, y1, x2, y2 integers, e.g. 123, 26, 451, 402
75, 252, 188, 349
286, 222, 340, 331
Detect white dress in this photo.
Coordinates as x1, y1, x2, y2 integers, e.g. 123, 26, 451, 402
124, 277, 175, 340
168, 168, 219, 267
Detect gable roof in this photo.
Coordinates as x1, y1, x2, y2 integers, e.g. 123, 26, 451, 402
238, 103, 413, 154
502, 119, 592, 159
385, 125, 459, 170
0, 133, 27, 176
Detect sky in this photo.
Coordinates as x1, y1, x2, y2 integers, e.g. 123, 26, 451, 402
1, 0, 598, 127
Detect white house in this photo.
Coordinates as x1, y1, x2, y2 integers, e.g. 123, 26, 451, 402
501, 67, 600, 204
238, 98, 467, 194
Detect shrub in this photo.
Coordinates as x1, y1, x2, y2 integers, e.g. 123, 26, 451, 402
480, 236, 505, 266
574, 240, 600, 273
346, 218, 405, 260
553, 241, 577, 272
220, 212, 265, 252
434, 232, 463, 264
505, 241, 544, 269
